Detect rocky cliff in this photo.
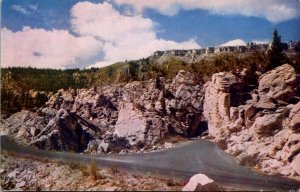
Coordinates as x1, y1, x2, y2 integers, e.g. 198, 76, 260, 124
203, 64, 300, 177
1, 64, 300, 178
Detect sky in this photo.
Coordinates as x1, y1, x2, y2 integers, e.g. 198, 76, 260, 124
1, 0, 300, 69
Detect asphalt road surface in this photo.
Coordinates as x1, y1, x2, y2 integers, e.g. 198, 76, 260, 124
1, 135, 299, 191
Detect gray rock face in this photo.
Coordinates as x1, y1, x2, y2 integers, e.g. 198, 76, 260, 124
31, 109, 91, 152
114, 102, 146, 145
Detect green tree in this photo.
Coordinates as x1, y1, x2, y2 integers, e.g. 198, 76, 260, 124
267, 29, 287, 70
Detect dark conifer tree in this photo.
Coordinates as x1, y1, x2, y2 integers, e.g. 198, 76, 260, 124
267, 29, 288, 70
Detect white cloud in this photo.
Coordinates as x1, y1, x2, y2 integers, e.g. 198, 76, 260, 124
219, 39, 247, 47
3, 2, 200, 69
11, 5, 30, 15
115, 0, 300, 23
71, 2, 200, 67
1, 27, 103, 69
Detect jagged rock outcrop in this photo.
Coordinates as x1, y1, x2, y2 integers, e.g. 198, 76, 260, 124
203, 71, 251, 138
203, 72, 237, 137
203, 64, 300, 176
1, 70, 204, 153
0, 108, 92, 152
31, 109, 92, 152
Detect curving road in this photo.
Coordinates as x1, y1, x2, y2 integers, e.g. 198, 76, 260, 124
1, 135, 299, 191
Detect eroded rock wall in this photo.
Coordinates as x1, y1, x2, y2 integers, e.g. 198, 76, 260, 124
203, 64, 300, 176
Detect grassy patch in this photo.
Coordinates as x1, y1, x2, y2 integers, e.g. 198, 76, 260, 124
89, 158, 97, 181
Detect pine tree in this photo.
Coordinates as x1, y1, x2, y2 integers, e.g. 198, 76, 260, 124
155, 76, 161, 89
20, 91, 25, 106
24, 92, 29, 107
267, 29, 287, 70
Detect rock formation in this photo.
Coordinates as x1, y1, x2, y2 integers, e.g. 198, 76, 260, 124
1, 63, 299, 178
203, 64, 300, 176
0, 70, 204, 153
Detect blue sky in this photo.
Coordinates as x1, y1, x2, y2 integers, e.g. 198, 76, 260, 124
1, 0, 300, 69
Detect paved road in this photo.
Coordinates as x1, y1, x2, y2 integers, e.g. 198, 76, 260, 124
1, 135, 299, 191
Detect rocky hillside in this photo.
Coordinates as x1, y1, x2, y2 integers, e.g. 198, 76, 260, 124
1, 63, 300, 178
0, 70, 203, 153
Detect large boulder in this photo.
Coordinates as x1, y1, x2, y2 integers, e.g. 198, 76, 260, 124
85, 136, 130, 154
251, 113, 283, 135
258, 64, 297, 103
171, 70, 196, 87
182, 174, 223, 191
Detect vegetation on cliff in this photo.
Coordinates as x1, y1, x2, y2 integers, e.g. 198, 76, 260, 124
1, 50, 300, 116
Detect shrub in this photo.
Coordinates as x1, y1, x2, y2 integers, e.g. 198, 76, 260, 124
166, 179, 176, 186
109, 165, 120, 177
69, 160, 80, 170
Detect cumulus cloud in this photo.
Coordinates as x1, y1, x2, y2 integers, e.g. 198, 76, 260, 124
3, 2, 200, 69
71, 2, 200, 67
1, 27, 103, 69
115, 0, 300, 23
